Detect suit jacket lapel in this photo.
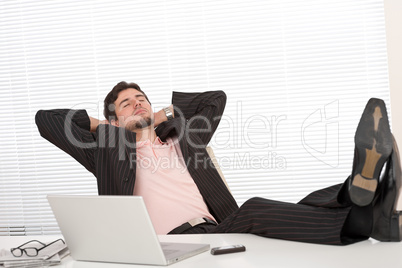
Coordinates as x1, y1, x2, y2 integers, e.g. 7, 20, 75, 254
156, 117, 189, 160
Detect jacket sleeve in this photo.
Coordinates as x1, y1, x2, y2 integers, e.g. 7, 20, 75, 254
35, 109, 96, 174
171, 90, 227, 146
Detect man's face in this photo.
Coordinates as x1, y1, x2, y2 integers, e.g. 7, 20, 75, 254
111, 88, 153, 131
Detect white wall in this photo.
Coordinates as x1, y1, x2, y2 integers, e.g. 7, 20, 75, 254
383, 0, 402, 209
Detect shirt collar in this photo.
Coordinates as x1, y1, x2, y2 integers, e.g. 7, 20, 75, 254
136, 136, 167, 147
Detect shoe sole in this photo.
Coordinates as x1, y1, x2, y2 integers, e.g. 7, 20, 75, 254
350, 98, 392, 206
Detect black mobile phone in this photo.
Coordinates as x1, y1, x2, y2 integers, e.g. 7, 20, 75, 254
210, 244, 246, 255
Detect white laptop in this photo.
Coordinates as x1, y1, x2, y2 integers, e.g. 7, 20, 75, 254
47, 195, 210, 266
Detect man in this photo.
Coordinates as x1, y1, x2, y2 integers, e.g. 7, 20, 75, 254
36, 81, 402, 245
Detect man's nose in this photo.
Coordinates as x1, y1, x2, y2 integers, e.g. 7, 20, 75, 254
134, 100, 142, 107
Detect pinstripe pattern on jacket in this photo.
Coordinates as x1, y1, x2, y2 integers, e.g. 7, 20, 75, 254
35, 91, 238, 223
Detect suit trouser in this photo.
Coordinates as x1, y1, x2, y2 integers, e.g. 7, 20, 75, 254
175, 182, 372, 245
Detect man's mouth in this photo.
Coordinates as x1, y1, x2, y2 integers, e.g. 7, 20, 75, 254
134, 108, 146, 115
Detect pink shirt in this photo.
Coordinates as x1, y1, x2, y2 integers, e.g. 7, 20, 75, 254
133, 136, 216, 234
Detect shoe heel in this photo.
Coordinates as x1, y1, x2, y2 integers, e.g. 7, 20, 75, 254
389, 213, 402, 241
350, 176, 377, 206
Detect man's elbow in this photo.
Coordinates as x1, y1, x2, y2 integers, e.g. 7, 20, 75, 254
215, 90, 227, 106
35, 110, 52, 136
35, 110, 45, 127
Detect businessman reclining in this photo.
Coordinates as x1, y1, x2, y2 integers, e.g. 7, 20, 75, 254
36, 81, 402, 245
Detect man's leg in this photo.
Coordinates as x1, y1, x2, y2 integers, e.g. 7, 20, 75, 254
180, 98, 400, 244
179, 182, 368, 245
208, 98, 396, 245
297, 180, 373, 244
296, 132, 402, 243
210, 196, 352, 245
179, 185, 363, 245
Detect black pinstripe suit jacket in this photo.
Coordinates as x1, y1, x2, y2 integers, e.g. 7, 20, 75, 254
35, 90, 239, 224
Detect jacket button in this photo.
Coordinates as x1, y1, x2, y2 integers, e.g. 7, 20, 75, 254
123, 177, 129, 182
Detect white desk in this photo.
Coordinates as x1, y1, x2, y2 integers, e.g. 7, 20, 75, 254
1, 234, 402, 268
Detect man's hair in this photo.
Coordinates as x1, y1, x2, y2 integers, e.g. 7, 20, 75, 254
103, 81, 151, 120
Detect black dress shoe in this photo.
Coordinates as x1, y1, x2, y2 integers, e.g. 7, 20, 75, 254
349, 98, 393, 206
371, 135, 402, 242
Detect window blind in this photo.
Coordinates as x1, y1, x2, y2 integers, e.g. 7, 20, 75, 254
0, 0, 390, 235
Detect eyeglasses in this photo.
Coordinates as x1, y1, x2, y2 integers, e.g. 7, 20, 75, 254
10, 239, 65, 257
